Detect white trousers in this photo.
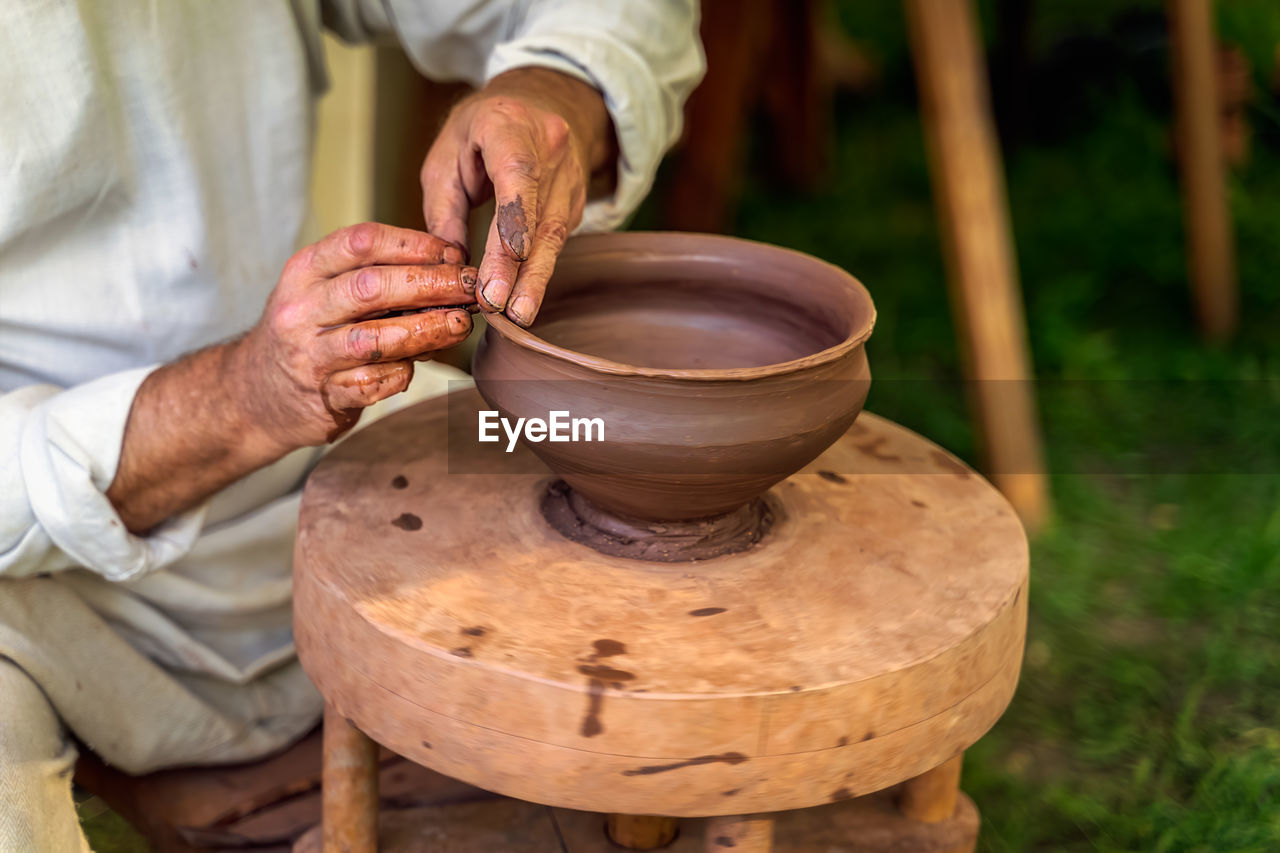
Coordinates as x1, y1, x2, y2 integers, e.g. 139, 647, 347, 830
0, 658, 90, 853
0, 576, 323, 853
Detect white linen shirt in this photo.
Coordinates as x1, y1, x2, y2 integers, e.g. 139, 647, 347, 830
0, 1, 702, 684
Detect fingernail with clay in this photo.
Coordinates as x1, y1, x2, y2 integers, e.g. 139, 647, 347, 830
460, 267, 478, 293
446, 310, 473, 336
508, 295, 537, 327
481, 279, 511, 311
443, 245, 466, 265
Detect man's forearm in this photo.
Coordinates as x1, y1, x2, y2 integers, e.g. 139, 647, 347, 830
105, 339, 283, 535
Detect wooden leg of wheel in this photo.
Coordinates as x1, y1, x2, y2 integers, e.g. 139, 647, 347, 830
606, 814, 679, 849
705, 814, 774, 851
898, 754, 964, 823
322, 704, 379, 853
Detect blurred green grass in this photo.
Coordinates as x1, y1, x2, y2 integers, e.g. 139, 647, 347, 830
83, 2, 1280, 850
696, 1, 1280, 850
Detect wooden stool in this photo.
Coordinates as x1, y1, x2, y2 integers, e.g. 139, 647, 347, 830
293, 388, 1028, 851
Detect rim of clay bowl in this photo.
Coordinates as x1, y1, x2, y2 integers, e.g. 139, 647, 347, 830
483, 232, 877, 381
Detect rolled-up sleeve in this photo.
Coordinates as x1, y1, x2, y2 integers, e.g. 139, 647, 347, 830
324, 0, 705, 231
0, 369, 206, 581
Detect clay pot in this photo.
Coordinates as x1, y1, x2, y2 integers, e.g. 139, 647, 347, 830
471, 232, 875, 523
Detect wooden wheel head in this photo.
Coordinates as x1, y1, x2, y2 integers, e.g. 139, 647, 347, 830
295, 389, 1028, 815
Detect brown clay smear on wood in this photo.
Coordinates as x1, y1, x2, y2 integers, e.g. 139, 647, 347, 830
577, 659, 635, 738
620, 752, 749, 777
577, 664, 635, 682
391, 513, 422, 531
589, 639, 626, 658
856, 436, 902, 461
581, 679, 606, 737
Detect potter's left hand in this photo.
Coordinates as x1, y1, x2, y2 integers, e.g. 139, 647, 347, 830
420, 68, 618, 327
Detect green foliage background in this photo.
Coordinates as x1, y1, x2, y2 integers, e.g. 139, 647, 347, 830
675, 1, 1280, 849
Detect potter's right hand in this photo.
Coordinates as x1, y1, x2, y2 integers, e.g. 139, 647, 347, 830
232, 223, 478, 452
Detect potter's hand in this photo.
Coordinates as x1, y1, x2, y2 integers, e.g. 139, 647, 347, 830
235, 223, 478, 450
104, 223, 476, 534
420, 68, 618, 327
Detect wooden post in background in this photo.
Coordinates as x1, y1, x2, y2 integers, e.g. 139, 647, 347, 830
905, 0, 1049, 533
1168, 0, 1238, 341
662, 0, 771, 233
322, 705, 379, 853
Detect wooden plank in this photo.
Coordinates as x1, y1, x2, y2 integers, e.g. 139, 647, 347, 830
297, 791, 980, 851
295, 799, 562, 852
551, 790, 980, 851
705, 814, 774, 851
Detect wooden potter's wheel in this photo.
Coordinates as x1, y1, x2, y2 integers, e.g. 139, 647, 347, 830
294, 387, 1027, 823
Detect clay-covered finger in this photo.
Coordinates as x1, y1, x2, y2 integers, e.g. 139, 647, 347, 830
477, 214, 522, 313
475, 119, 541, 261
321, 360, 415, 412
303, 223, 466, 280
504, 186, 574, 327
321, 263, 478, 324
321, 310, 474, 369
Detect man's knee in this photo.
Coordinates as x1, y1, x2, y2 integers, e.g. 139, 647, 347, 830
0, 659, 88, 853
0, 658, 69, 765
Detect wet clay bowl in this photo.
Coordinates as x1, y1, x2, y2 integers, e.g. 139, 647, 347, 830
471, 231, 875, 531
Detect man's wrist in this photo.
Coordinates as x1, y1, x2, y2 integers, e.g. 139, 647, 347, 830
106, 337, 289, 533
218, 334, 296, 467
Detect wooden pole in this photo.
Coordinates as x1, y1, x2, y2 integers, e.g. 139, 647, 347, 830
904, 0, 1049, 533
1168, 0, 1238, 341
898, 754, 964, 822
705, 814, 774, 851
607, 814, 679, 849
322, 705, 379, 853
